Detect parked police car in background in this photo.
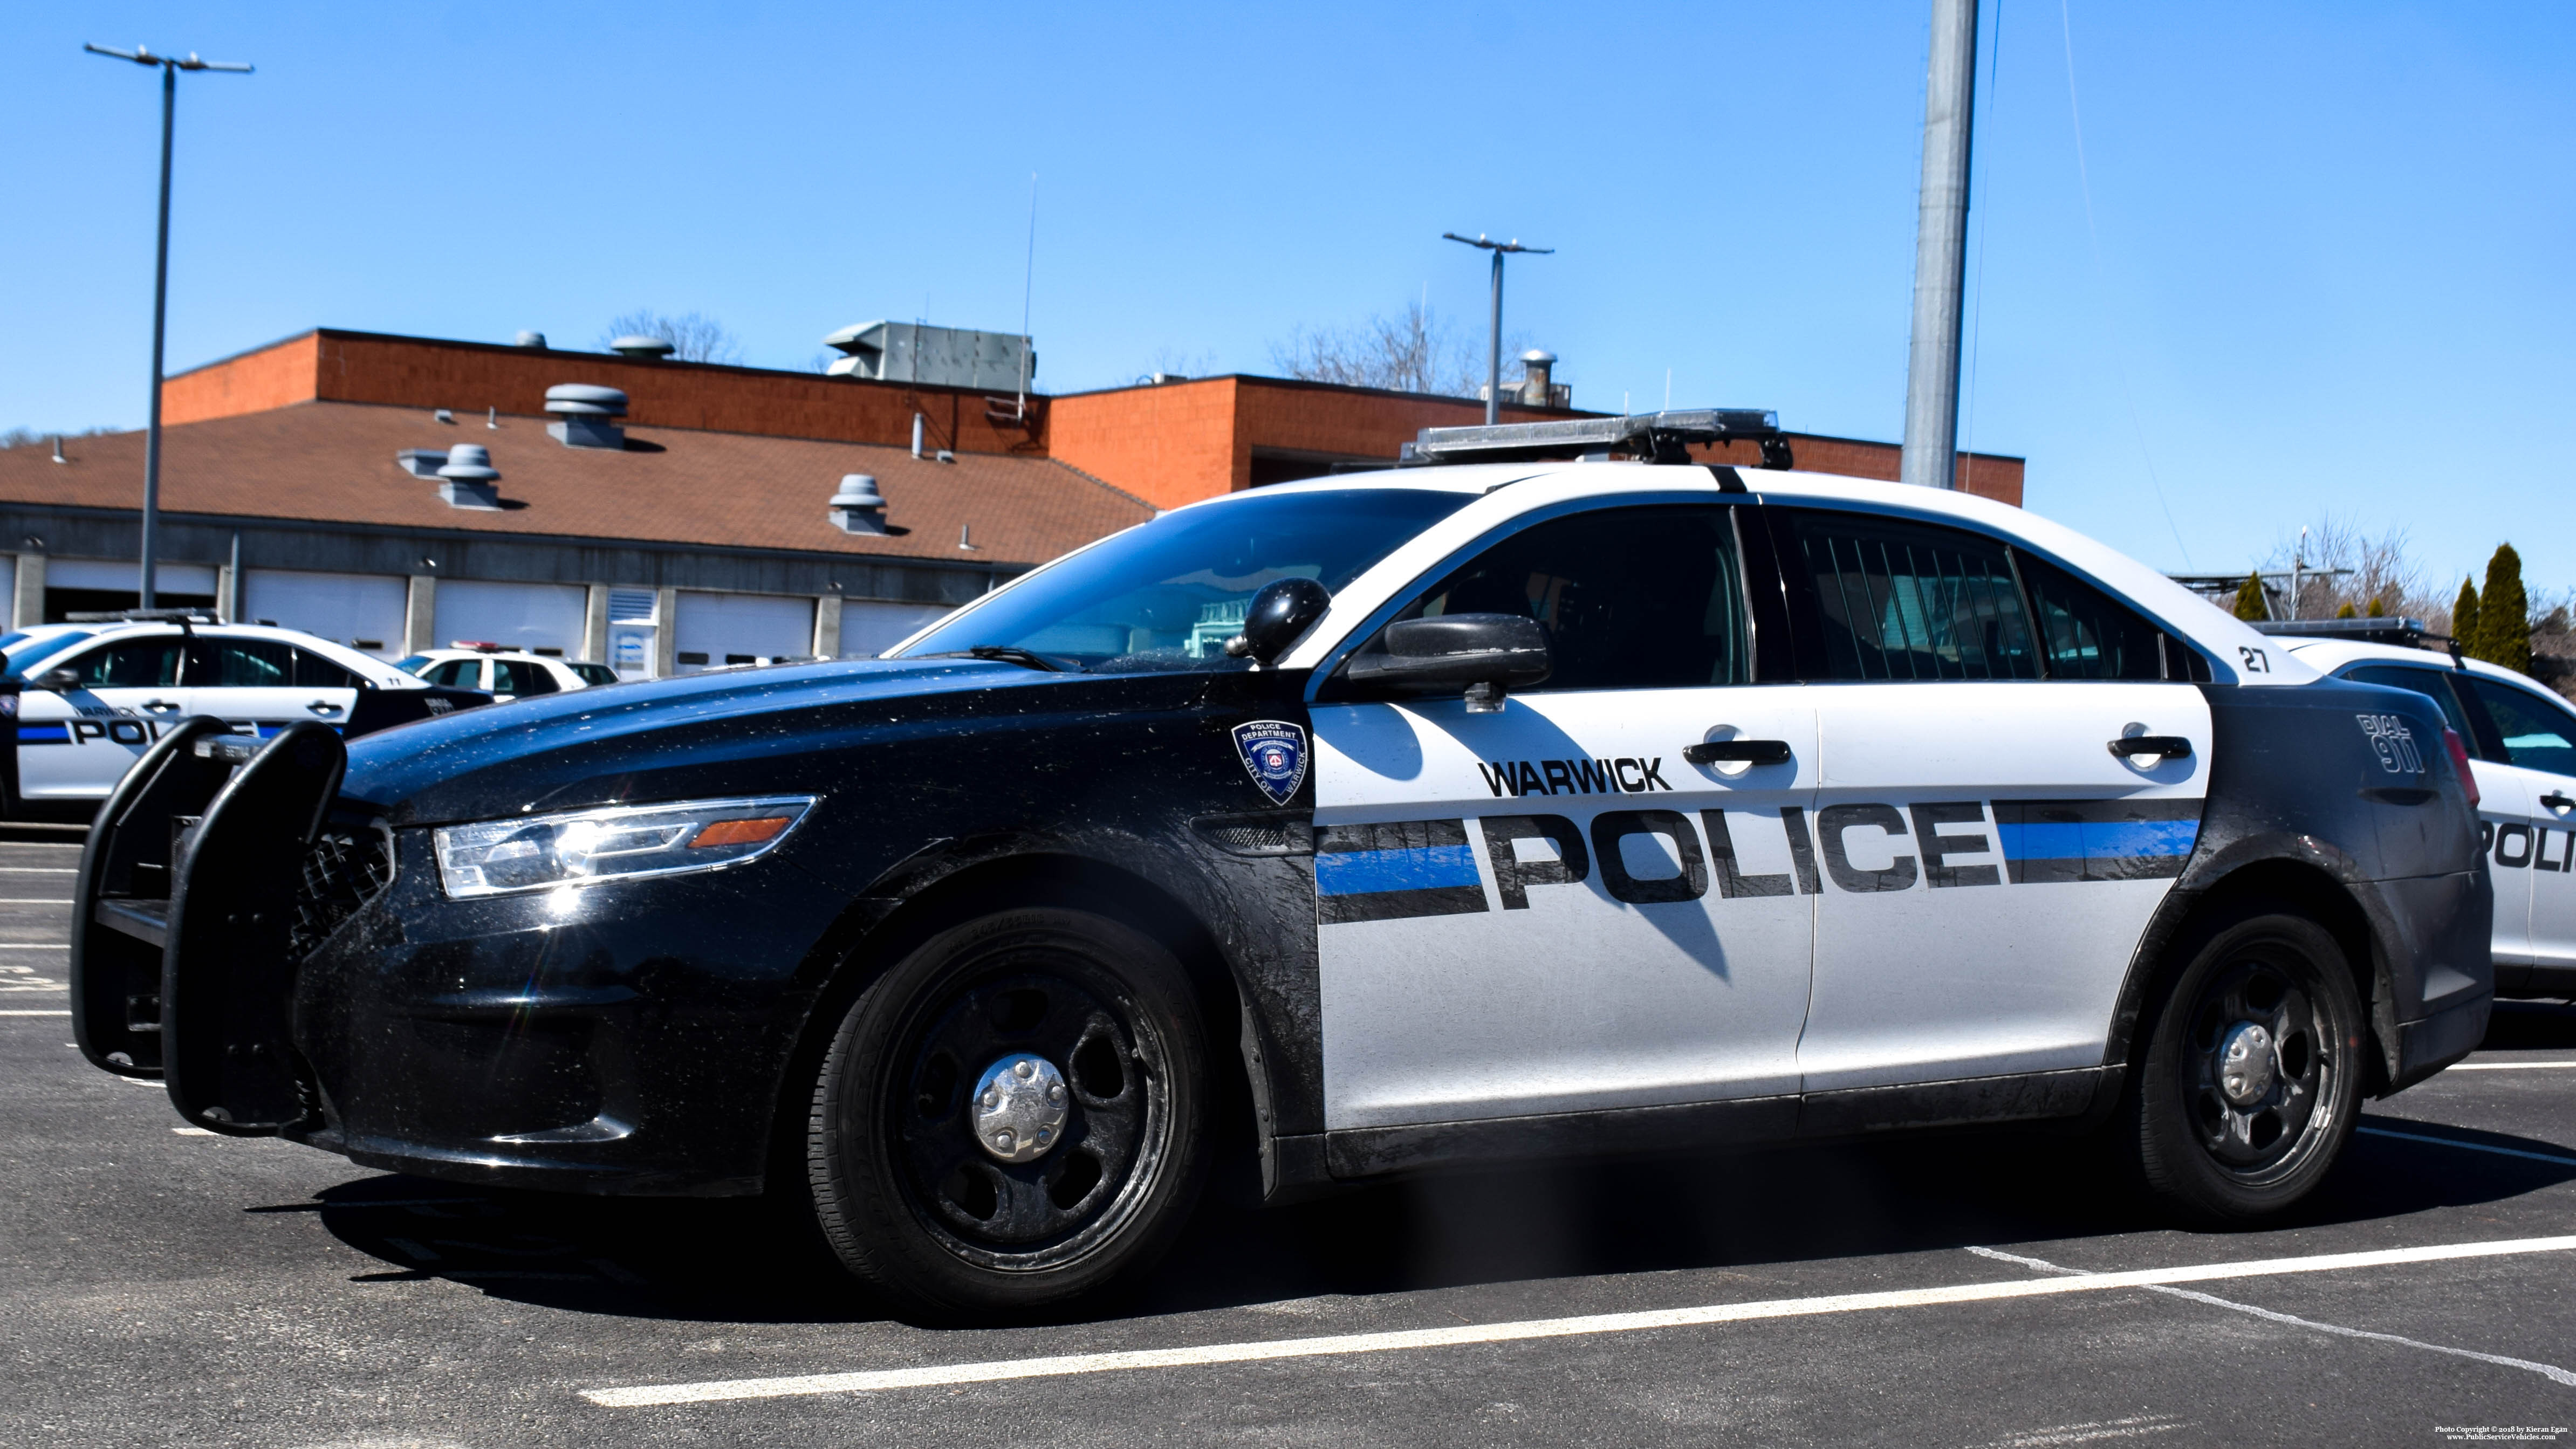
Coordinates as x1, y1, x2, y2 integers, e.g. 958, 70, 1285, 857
69, 411, 2490, 1318
1, 614, 489, 820
398, 643, 619, 700
2258, 617, 2576, 1000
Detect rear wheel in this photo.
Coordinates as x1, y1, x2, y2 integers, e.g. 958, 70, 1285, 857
2126, 907, 2365, 1222
807, 908, 1208, 1317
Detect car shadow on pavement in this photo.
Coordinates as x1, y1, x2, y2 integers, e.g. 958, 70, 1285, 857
2477, 999, 2576, 1050
288, 1098, 2576, 1329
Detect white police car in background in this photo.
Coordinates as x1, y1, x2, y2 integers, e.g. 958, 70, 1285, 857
397, 642, 618, 700
2260, 617, 2576, 999
1, 613, 482, 820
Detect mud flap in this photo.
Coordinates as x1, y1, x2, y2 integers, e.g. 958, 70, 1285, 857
163, 721, 346, 1135
70, 715, 239, 1079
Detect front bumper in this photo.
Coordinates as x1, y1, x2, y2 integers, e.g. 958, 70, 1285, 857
284, 826, 852, 1195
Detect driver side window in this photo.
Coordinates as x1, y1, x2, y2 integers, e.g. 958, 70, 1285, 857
1397, 504, 1749, 692
66, 639, 182, 689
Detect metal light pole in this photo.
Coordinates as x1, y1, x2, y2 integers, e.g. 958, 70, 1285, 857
83, 43, 252, 609
1442, 232, 1552, 424
1900, 0, 1977, 490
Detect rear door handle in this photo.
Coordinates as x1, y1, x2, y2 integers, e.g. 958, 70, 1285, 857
2543, 792, 2575, 812
141, 699, 182, 714
1684, 738, 1792, 765
304, 701, 344, 716
2109, 736, 2193, 759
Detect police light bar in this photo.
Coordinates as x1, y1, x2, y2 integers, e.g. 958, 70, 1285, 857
453, 640, 505, 652
2250, 617, 2433, 647
1401, 409, 1787, 468
63, 607, 218, 630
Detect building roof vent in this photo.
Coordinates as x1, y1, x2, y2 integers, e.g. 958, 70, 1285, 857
609, 335, 675, 360
829, 473, 888, 534
1516, 349, 1568, 409
515, 329, 548, 349
545, 383, 629, 449
435, 443, 503, 510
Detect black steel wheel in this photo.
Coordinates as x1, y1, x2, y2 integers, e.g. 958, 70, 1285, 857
2127, 907, 2364, 1221
807, 907, 1208, 1316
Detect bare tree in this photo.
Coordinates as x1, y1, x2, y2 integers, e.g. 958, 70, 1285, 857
1270, 301, 1523, 399
1, 425, 116, 450
1138, 347, 1222, 383
2261, 516, 2447, 626
598, 310, 744, 365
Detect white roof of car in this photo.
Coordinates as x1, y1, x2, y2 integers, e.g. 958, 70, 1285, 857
1163, 462, 2317, 686
2279, 635, 2565, 698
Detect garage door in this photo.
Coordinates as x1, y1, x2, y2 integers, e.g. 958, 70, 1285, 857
432, 580, 587, 655
242, 571, 409, 658
839, 600, 953, 658
674, 592, 816, 672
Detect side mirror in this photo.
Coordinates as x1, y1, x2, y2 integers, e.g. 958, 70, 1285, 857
33, 668, 79, 692
1225, 577, 1332, 665
1343, 613, 1552, 712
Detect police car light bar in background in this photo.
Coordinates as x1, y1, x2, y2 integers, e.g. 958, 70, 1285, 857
2251, 616, 2461, 664
1401, 409, 1789, 468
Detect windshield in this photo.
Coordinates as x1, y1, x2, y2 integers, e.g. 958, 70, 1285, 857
901, 487, 1475, 673
394, 654, 432, 675
0, 631, 95, 680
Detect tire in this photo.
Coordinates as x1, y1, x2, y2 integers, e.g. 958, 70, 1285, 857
806, 907, 1209, 1317
2124, 906, 2366, 1223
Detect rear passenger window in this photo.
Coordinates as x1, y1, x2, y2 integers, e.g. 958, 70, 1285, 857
2465, 678, 2576, 779
490, 660, 558, 696
292, 650, 360, 691
2344, 665, 2475, 740
426, 660, 480, 689
2017, 554, 2185, 682
1782, 512, 2038, 681
1395, 505, 1749, 692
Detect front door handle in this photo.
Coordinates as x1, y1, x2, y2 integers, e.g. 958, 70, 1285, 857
140, 699, 182, 714
304, 700, 345, 716
2109, 736, 2193, 759
1684, 738, 1792, 766
2543, 792, 2575, 812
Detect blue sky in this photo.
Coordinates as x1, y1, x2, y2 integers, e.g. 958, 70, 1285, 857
5, 2, 2571, 593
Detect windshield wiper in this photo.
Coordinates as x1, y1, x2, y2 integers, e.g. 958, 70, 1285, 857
938, 645, 1075, 673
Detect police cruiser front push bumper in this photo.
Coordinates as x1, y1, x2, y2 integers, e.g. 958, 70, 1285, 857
71, 717, 352, 1135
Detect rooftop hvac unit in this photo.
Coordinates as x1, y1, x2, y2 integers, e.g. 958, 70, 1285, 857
820, 321, 1032, 393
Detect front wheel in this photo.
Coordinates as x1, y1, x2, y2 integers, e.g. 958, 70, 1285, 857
2125, 907, 2366, 1223
806, 908, 1209, 1317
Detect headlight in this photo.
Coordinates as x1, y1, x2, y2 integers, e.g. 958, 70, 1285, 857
433, 795, 819, 898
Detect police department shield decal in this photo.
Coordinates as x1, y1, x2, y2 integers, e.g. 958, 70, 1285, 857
1232, 720, 1308, 805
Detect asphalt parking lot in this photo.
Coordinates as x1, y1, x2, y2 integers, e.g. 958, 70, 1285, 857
6, 825, 2574, 1447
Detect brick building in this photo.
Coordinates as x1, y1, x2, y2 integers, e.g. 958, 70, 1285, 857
0, 327, 2023, 674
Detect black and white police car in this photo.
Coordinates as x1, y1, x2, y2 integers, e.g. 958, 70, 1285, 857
68, 411, 2490, 1317
398, 642, 620, 699
2255, 616, 2575, 1000
1, 614, 487, 821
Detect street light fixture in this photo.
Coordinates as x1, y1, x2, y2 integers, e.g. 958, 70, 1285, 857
83, 43, 254, 611
1441, 232, 1552, 425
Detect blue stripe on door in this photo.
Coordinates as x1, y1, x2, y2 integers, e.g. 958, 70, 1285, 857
16, 724, 68, 744
1315, 843, 1481, 897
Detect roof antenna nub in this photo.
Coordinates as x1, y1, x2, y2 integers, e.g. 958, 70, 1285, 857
50, 435, 66, 464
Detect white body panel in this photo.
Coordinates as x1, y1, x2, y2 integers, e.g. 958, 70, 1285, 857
1796, 681, 2213, 1090
1312, 690, 1818, 1130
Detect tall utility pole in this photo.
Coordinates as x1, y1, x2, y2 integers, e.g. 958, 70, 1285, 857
1900, 0, 1977, 490
1442, 232, 1552, 424
83, 44, 253, 609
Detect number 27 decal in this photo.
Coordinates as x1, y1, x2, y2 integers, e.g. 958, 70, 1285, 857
2238, 647, 2270, 673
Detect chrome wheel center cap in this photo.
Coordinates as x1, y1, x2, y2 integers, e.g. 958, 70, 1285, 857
972, 1054, 1070, 1164
2217, 1022, 2278, 1106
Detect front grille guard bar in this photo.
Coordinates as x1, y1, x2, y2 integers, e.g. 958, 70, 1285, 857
73, 719, 351, 1136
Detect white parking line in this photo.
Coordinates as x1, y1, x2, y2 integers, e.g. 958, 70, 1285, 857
1967, 1245, 2576, 1386
2358, 1124, 2576, 1166
0, 1010, 68, 1016
579, 1233, 2576, 1408
2449, 1060, 2576, 1071
0, 943, 69, 948
0, 867, 77, 874
0, 899, 73, 905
